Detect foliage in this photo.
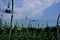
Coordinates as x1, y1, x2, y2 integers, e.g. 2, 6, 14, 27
0, 23, 59, 40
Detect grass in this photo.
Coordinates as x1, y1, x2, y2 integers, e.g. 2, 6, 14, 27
0, 22, 59, 40
0, 9, 60, 40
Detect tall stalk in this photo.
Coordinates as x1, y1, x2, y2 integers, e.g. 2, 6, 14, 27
56, 14, 60, 40
9, 0, 14, 40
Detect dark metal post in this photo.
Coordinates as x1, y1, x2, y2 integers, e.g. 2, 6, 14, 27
9, 0, 14, 40
0, 17, 2, 28
57, 14, 60, 40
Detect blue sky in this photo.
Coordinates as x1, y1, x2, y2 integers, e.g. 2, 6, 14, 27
42, 2, 60, 20
0, 0, 60, 27
0, 0, 60, 20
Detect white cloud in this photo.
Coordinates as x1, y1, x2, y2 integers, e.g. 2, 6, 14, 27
0, 0, 60, 20
55, 0, 60, 3
14, 0, 59, 20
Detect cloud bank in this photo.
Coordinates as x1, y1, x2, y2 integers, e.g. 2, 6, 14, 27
0, 0, 60, 20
